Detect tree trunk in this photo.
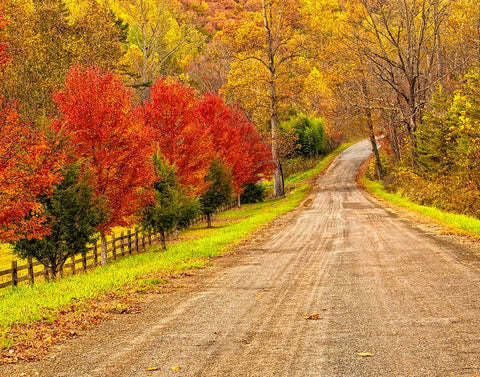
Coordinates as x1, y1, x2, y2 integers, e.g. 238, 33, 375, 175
160, 230, 166, 250
237, 194, 241, 208
206, 213, 212, 228
263, 0, 285, 198
360, 73, 383, 180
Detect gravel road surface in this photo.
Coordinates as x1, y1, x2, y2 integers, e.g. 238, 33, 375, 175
3, 140, 480, 376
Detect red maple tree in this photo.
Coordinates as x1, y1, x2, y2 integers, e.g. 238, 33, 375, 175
53, 65, 155, 235
198, 93, 273, 194
139, 77, 214, 196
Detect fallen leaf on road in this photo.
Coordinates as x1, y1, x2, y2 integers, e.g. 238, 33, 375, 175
356, 351, 374, 357
146, 367, 160, 371
45, 336, 53, 344
172, 365, 181, 371
304, 314, 320, 320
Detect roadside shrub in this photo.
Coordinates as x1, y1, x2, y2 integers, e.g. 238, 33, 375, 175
241, 182, 266, 204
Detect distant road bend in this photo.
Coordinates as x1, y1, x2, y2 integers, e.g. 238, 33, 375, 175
3, 140, 480, 376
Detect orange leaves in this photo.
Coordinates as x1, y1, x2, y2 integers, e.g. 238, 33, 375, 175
53, 65, 155, 234
0, 99, 64, 242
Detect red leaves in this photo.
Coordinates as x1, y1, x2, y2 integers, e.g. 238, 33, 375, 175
139, 77, 214, 196
199, 93, 273, 194
53, 65, 155, 234
0, 99, 64, 242
140, 79, 272, 197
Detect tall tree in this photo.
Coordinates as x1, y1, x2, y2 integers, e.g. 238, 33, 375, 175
348, 0, 451, 161
139, 77, 214, 195
53, 65, 155, 262
109, 0, 205, 101
220, 0, 308, 198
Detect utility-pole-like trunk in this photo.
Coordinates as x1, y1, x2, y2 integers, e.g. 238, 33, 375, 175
101, 234, 108, 265
360, 74, 383, 180
263, 0, 285, 198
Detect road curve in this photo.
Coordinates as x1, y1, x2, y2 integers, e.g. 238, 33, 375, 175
3, 140, 480, 376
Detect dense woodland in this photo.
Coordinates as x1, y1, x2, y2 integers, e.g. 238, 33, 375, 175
0, 0, 479, 274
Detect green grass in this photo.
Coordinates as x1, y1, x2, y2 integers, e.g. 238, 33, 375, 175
0, 185, 309, 332
362, 177, 480, 236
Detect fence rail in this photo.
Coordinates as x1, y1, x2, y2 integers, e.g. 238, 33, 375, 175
0, 199, 239, 291
0, 228, 158, 290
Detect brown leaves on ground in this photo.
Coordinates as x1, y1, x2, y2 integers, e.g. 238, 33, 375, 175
0, 290, 144, 364
303, 313, 320, 320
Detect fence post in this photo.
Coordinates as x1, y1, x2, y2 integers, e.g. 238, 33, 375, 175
120, 231, 125, 256
28, 257, 34, 285
82, 253, 87, 272
11, 261, 18, 286
128, 230, 132, 254
101, 235, 108, 265
71, 255, 76, 275
112, 231, 117, 260
93, 243, 98, 266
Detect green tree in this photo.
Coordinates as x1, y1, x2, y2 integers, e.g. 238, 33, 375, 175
141, 154, 199, 249
283, 114, 326, 158
200, 159, 233, 228
12, 163, 105, 279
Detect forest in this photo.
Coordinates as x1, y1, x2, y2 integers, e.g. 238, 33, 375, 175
0, 0, 479, 274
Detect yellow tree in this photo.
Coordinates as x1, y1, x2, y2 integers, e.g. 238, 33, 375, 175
0, 0, 125, 122
107, 0, 205, 101
220, 0, 308, 198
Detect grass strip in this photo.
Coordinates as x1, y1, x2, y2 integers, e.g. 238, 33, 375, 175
0, 185, 309, 332
362, 177, 480, 236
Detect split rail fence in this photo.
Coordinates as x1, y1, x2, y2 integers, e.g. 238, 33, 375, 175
0, 199, 238, 291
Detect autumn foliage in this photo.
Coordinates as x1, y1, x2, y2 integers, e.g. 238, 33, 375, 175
139, 77, 214, 196
0, 99, 64, 242
199, 93, 272, 193
0, 12, 64, 242
53, 65, 155, 234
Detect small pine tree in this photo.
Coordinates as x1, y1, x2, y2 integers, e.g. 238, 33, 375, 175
200, 159, 233, 228
12, 163, 105, 279
141, 154, 200, 249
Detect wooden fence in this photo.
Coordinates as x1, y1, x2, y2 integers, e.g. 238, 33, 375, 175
0, 198, 239, 291
0, 228, 157, 290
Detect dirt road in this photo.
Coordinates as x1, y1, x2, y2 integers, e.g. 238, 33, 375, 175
3, 140, 480, 376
